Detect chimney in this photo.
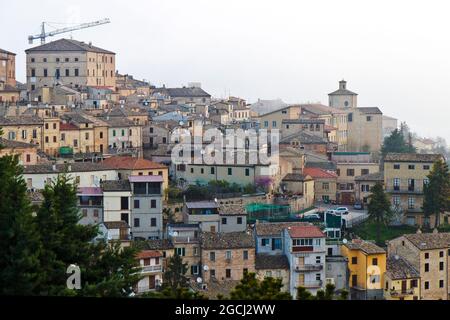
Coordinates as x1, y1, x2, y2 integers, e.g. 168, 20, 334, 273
52, 164, 57, 171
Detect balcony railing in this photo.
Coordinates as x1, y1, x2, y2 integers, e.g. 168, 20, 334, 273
298, 280, 323, 288
390, 288, 415, 297
170, 236, 199, 243
386, 187, 424, 194
141, 265, 162, 273
295, 264, 323, 272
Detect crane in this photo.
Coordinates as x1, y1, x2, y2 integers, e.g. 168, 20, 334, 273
28, 18, 111, 45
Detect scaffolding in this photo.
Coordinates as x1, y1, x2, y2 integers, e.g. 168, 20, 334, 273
246, 203, 291, 222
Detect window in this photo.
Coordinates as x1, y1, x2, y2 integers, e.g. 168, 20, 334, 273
352, 274, 357, 287
265, 271, 272, 277
82, 209, 87, 217
120, 197, 128, 210
73, 139, 78, 147
440, 261, 444, 271
392, 196, 401, 206
366, 116, 372, 122
226, 269, 231, 278
424, 281, 429, 290
264, 121, 269, 128
45, 136, 49, 143
228, 168, 232, 175
410, 279, 418, 288
322, 182, 329, 190
372, 258, 378, 266
245, 168, 250, 176
43, 68, 48, 77
316, 273, 321, 281
134, 199, 140, 209
262, 238, 269, 246
191, 265, 199, 275
85, 132, 89, 140
31, 58, 35, 63
237, 217, 243, 224
151, 199, 157, 208
347, 169, 355, 176
440, 251, 444, 258
425, 263, 429, 272
53, 136, 56, 143
393, 178, 400, 190
112, 130, 116, 137
75, 57, 79, 62
226, 251, 232, 260
65, 69, 70, 77
272, 121, 277, 128
32, 129, 37, 139
439, 280, 444, 288
150, 218, 157, 227
408, 164, 415, 170
190, 168, 194, 173
31, 68, 35, 77
210, 252, 215, 261
175, 248, 185, 256
99, 132, 103, 139
210, 167, 215, 174
26, 154, 31, 163
134, 218, 140, 227
243, 250, 249, 260
93, 209, 99, 218
394, 164, 400, 169
210, 269, 216, 278
292, 238, 313, 246
351, 257, 358, 265
200, 168, 204, 174
423, 165, 430, 170
74, 69, 79, 76
408, 197, 415, 209
222, 217, 227, 225
361, 169, 369, 175
348, 112, 353, 121
121, 129, 125, 136
316, 256, 321, 264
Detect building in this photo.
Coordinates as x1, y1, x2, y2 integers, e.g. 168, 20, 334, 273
135, 250, 163, 293
303, 167, 338, 203
218, 204, 247, 233
25, 38, 116, 91
167, 223, 201, 277
77, 187, 103, 225
328, 80, 357, 109
200, 231, 255, 283
384, 255, 420, 300
283, 224, 326, 298
382, 115, 398, 137
101, 180, 132, 225
151, 85, 211, 105
0, 48, 16, 87
341, 239, 386, 300
347, 107, 383, 153
100, 116, 142, 154
354, 171, 384, 205
129, 175, 163, 239
0, 116, 43, 148
255, 254, 290, 292
384, 153, 444, 226
255, 221, 308, 255
388, 231, 450, 300
280, 172, 315, 208
183, 201, 220, 233
0, 138, 39, 165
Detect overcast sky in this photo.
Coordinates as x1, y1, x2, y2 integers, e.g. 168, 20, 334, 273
2, 0, 449, 142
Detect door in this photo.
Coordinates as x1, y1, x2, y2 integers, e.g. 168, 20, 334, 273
298, 257, 305, 266
298, 274, 305, 286
401, 280, 407, 293
352, 274, 358, 287
149, 275, 156, 289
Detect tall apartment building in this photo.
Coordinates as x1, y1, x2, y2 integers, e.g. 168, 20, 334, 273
384, 153, 444, 226
25, 38, 116, 92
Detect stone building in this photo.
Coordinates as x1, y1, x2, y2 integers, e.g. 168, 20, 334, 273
328, 80, 358, 109
255, 254, 290, 292
0, 48, 16, 87
25, 38, 116, 91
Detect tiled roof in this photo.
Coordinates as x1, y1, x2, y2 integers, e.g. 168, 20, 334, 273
0, 83, 21, 92
0, 138, 37, 149
255, 221, 308, 236
186, 201, 219, 209
255, 254, 290, 270
25, 38, 115, 54
219, 204, 246, 216
128, 175, 164, 183
282, 173, 312, 182
357, 107, 382, 114
299, 104, 348, 115
303, 167, 338, 179
101, 180, 131, 192
305, 161, 337, 171
77, 187, 103, 195
0, 48, 16, 55
102, 156, 168, 170
287, 225, 325, 239
328, 88, 357, 96
344, 239, 385, 254
59, 122, 79, 130
136, 250, 162, 259
384, 153, 443, 163
355, 171, 384, 181
141, 239, 174, 250
166, 87, 211, 98
386, 256, 420, 280
403, 232, 450, 250
0, 116, 43, 125
280, 131, 328, 145
282, 118, 326, 124
23, 162, 110, 174
200, 231, 255, 249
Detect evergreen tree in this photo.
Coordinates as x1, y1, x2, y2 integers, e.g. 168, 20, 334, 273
423, 159, 450, 228
0, 153, 42, 295
161, 253, 190, 298
296, 286, 313, 300
229, 272, 292, 300
381, 128, 416, 157
368, 182, 392, 244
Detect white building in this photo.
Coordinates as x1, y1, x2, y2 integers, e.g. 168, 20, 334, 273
135, 250, 163, 294
102, 180, 132, 225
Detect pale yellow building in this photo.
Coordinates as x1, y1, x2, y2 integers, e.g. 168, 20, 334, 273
384, 256, 420, 300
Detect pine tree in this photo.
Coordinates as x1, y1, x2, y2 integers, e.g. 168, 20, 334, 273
161, 253, 190, 297
368, 182, 392, 244
381, 128, 416, 157
230, 272, 292, 300
423, 159, 450, 228
0, 153, 42, 295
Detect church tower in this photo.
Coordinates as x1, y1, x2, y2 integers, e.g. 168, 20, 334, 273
328, 79, 358, 108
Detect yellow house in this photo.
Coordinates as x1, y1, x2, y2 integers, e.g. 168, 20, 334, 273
384, 256, 420, 300
341, 239, 386, 300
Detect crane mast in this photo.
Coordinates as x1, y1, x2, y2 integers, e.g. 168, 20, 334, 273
28, 18, 110, 44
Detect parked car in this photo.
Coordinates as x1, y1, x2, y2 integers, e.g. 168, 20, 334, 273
335, 207, 349, 215
301, 213, 321, 221
353, 202, 363, 210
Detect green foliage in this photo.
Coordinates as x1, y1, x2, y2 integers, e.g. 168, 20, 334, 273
229, 272, 292, 300
367, 182, 392, 244
296, 286, 313, 300
353, 220, 416, 244
297, 284, 339, 300
0, 154, 42, 295
381, 127, 416, 157
423, 159, 450, 228
339, 289, 349, 300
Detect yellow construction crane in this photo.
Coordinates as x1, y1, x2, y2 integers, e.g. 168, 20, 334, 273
28, 18, 111, 44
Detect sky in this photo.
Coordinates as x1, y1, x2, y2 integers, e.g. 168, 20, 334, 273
1, 0, 450, 142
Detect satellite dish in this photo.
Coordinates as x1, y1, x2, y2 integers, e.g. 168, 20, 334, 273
172, 231, 179, 237
342, 238, 348, 244
197, 277, 203, 284
179, 121, 184, 126
203, 265, 209, 271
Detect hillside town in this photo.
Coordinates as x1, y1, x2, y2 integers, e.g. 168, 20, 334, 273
1, 36, 450, 301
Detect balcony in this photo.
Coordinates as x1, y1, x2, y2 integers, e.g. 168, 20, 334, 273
298, 280, 323, 288
141, 265, 162, 273
390, 288, 414, 297
386, 187, 424, 195
295, 264, 323, 272
170, 236, 199, 243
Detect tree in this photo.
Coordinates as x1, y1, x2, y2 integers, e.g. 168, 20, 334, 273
161, 254, 190, 298
230, 272, 291, 300
367, 182, 392, 244
381, 128, 416, 157
296, 286, 313, 300
339, 289, 349, 300
423, 159, 450, 228
0, 153, 42, 295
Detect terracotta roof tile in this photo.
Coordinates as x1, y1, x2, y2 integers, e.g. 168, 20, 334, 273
102, 156, 167, 170
287, 225, 325, 238
303, 167, 337, 179
136, 250, 162, 259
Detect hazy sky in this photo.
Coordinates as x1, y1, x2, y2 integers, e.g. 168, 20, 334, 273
2, 0, 449, 142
